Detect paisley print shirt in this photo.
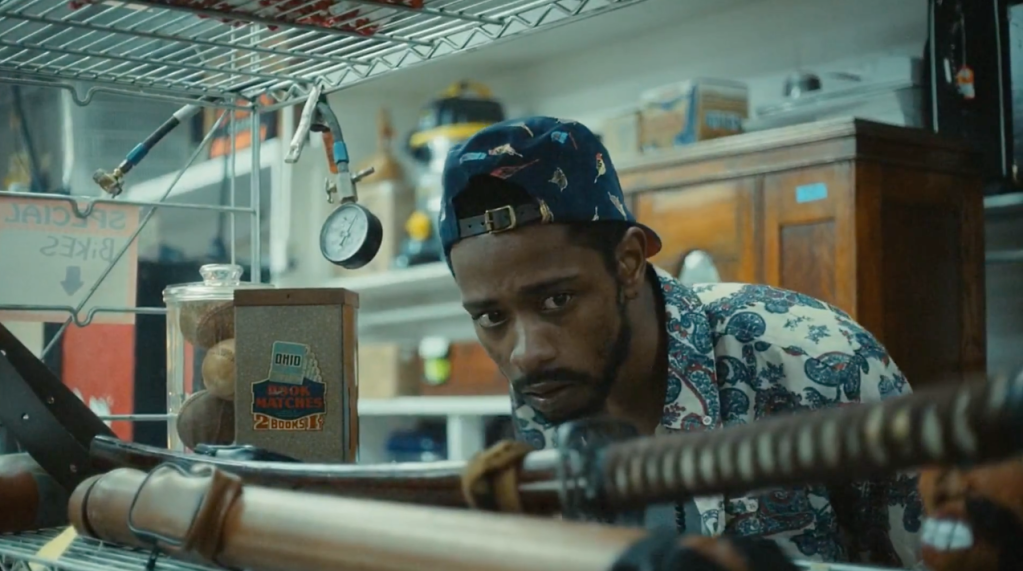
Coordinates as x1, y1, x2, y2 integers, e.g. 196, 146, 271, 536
510, 266, 923, 567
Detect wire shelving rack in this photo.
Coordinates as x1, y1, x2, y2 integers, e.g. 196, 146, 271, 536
0, 0, 648, 110
0, 0, 653, 432
0, 0, 655, 569
0, 529, 214, 571
0, 527, 905, 571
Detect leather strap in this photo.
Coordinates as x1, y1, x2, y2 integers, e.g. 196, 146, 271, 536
193, 443, 301, 463
461, 440, 534, 513
0, 354, 95, 491
127, 464, 243, 563
457, 204, 544, 239
0, 323, 115, 491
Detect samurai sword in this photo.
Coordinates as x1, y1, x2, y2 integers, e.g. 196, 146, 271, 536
588, 374, 1023, 511
90, 375, 1023, 520
4, 318, 1023, 517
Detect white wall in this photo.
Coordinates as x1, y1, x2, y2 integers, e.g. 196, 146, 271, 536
282, 0, 929, 282
498, 0, 927, 124
4, 322, 43, 356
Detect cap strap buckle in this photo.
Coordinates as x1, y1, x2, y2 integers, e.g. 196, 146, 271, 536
483, 205, 517, 234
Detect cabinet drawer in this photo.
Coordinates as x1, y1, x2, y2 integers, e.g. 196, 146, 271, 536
633, 180, 757, 283
761, 165, 854, 311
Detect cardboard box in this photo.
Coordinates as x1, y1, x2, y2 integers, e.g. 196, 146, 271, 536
358, 343, 420, 399
419, 342, 507, 397
639, 79, 749, 151
601, 110, 642, 160
234, 288, 359, 463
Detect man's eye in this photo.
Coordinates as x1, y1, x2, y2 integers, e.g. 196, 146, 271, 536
474, 311, 506, 328
541, 293, 574, 311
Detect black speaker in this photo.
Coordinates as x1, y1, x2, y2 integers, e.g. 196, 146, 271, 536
925, 0, 1017, 194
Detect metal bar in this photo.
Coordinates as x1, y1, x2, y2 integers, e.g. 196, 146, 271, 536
0, 306, 165, 327
97, 413, 174, 421
85, 0, 432, 47
0, 525, 903, 571
0, 0, 650, 112
342, 0, 502, 24
0, 190, 255, 215
39, 111, 230, 359
0, 74, 254, 109
986, 250, 1023, 264
0, 11, 370, 68
985, 191, 1023, 210
250, 103, 261, 281
0, 38, 295, 85
229, 100, 237, 266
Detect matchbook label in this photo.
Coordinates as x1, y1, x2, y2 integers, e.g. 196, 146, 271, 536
251, 341, 326, 431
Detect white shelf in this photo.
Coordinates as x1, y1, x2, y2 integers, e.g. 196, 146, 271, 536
358, 396, 509, 417
329, 262, 458, 306
986, 191, 1023, 212
121, 138, 282, 202
318, 263, 477, 345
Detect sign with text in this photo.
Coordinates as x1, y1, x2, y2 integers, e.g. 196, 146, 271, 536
251, 341, 326, 431
0, 195, 140, 325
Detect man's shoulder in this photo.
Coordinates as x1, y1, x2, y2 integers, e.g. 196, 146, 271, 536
685, 282, 909, 401
651, 268, 883, 361
684, 281, 882, 355
688, 282, 849, 317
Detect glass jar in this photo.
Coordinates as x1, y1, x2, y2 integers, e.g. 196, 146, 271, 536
162, 264, 268, 450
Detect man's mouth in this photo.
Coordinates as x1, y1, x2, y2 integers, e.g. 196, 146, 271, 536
521, 382, 575, 397
520, 383, 578, 415
921, 516, 975, 552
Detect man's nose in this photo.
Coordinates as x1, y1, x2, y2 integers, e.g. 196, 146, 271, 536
933, 468, 968, 504
508, 318, 557, 373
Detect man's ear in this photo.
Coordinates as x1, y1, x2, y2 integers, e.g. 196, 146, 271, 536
616, 227, 648, 298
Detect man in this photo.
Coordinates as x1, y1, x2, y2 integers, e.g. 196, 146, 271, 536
916, 372, 1023, 571
918, 453, 1023, 571
437, 116, 921, 566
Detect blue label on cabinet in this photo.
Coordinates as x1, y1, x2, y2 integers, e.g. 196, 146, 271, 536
795, 183, 828, 204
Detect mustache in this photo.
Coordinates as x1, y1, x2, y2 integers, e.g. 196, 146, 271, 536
965, 496, 1023, 555
510, 368, 599, 392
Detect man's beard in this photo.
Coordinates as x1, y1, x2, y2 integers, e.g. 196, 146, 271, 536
965, 496, 1023, 571
513, 285, 632, 425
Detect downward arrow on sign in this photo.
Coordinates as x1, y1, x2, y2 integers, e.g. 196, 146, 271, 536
61, 266, 84, 296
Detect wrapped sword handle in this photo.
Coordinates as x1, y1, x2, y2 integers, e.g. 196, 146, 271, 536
599, 377, 1023, 510
555, 417, 644, 525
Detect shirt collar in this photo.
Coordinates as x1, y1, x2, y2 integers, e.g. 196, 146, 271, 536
650, 266, 721, 431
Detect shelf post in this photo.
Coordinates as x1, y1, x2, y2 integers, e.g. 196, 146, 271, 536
446, 414, 485, 461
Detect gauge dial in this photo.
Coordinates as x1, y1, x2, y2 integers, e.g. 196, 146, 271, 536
320, 203, 370, 264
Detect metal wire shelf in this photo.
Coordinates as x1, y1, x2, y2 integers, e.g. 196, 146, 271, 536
0, 528, 908, 571
0, 0, 648, 110
0, 529, 215, 571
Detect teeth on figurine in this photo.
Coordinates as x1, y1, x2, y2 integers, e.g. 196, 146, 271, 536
921, 517, 974, 551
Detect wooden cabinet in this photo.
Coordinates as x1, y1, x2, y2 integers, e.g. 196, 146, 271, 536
618, 118, 986, 386
633, 180, 758, 283
761, 164, 855, 309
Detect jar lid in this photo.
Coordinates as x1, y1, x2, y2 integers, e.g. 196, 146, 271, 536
163, 263, 269, 304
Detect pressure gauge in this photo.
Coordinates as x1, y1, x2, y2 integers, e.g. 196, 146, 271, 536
319, 202, 384, 269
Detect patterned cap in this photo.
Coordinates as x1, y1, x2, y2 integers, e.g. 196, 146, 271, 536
438, 116, 662, 261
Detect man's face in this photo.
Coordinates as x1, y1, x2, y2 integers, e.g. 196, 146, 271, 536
449, 224, 630, 425
918, 458, 1023, 571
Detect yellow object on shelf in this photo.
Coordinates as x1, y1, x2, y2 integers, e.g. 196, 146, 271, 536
29, 526, 77, 571
405, 211, 433, 242
355, 108, 405, 185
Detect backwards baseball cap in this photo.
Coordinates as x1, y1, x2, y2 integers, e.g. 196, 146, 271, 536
438, 116, 662, 263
